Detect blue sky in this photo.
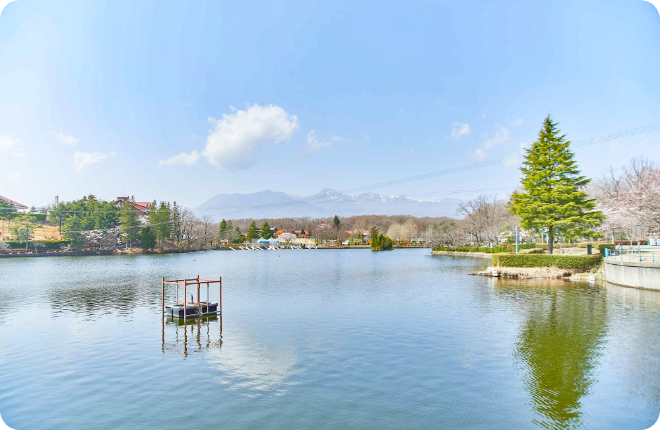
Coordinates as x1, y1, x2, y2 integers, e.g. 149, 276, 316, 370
1, 0, 659, 209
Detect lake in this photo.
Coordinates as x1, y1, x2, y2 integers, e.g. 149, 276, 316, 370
1, 249, 659, 429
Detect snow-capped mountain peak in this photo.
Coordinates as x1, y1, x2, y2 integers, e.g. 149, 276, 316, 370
194, 189, 461, 219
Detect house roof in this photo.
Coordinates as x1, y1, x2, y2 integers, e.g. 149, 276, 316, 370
0, 195, 28, 209
115, 197, 152, 212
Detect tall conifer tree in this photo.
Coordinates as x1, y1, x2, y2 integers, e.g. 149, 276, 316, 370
218, 219, 228, 240
119, 197, 140, 248
509, 115, 603, 254
260, 221, 272, 239
156, 202, 172, 248
246, 221, 258, 242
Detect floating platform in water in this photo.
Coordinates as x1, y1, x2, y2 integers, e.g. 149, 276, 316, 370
164, 302, 219, 318
161, 276, 222, 319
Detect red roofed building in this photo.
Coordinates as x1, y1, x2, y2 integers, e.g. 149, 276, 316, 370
0, 195, 28, 213
114, 197, 152, 218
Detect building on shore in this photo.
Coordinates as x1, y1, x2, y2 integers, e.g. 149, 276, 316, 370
0, 195, 28, 213
114, 197, 152, 220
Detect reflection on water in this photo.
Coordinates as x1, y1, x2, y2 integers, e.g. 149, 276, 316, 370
48, 285, 140, 318
162, 315, 223, 357
205, 326, 299, 395
1, 252, 659, 429
604, 283, 660, 411
497, 280, 607, 429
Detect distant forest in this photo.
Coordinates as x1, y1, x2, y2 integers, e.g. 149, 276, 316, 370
228, 215, 453, 241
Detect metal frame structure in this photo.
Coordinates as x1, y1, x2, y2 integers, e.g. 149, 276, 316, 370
605, 248, 658, 264
162, 275, 222, 318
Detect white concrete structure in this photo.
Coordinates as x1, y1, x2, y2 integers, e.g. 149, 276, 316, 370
605, 260, 660, 291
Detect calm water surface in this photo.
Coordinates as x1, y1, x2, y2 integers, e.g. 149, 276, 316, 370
1, 249, 659, 429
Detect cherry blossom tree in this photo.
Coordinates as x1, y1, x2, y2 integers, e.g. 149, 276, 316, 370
595, 158, 660, 247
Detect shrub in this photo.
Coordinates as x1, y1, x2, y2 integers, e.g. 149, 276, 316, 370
4, 240, 70, 250
14, 214, 47, 222
614, 240, 648, 246
371, 234, 393, 251
598, 244, 615, 253
573, 242, 615, 253
432, 244, 539, 254
492, 253, 602, 270
519, 248, 544, 254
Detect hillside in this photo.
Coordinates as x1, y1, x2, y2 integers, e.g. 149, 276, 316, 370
0, 222, 62, 242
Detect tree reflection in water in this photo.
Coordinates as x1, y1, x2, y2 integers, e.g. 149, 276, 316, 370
496, 280, 608, 429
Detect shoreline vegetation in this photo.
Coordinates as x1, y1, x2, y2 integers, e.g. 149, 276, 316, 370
1, 195, 442, 255
432, 245, 608, 279
1, 242, 428, 259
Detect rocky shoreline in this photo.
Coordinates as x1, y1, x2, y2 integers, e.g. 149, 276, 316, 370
469, 266, 602, 282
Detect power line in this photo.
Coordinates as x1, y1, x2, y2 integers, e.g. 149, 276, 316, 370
216, 121, 660, 216
63, 220, 173, 234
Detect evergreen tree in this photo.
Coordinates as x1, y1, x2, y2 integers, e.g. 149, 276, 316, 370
141, 226, 157, 250
370, 226, 379, 241
509, 115, 603, 254
171, 202, 181, 245
260, 221, 272, 239
300, 227, 305, 236
119, 198, 140, 248
12, 215, 36, 252
218, 219, 228, 240
0, 200, 17, 233
155, 202, 171, 248
148, 200, 158, 225
233, 226, 242, 244
53, 196, 119, 234
333, 215, 341, 230
246, 221, 258, 242
63, 215, 85, 249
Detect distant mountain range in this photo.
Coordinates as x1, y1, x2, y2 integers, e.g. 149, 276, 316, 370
194, 189, 461, 219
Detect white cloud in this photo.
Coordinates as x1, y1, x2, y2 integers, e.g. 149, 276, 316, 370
503, 141, 531, 166
509, 118, 523, 128
160, 104, 299, 169
73, 151, 116, 173
503, 154, 519, 166
53, 132, 79, 146
0, 135, 17, 152
450, 122, 470, 139
474, 126, 510, 158
8, 171, 19, 180
159, 150, 201, 167
483, 127, 510, 149
307, 129, 341, 151
203, 104, 299, 170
